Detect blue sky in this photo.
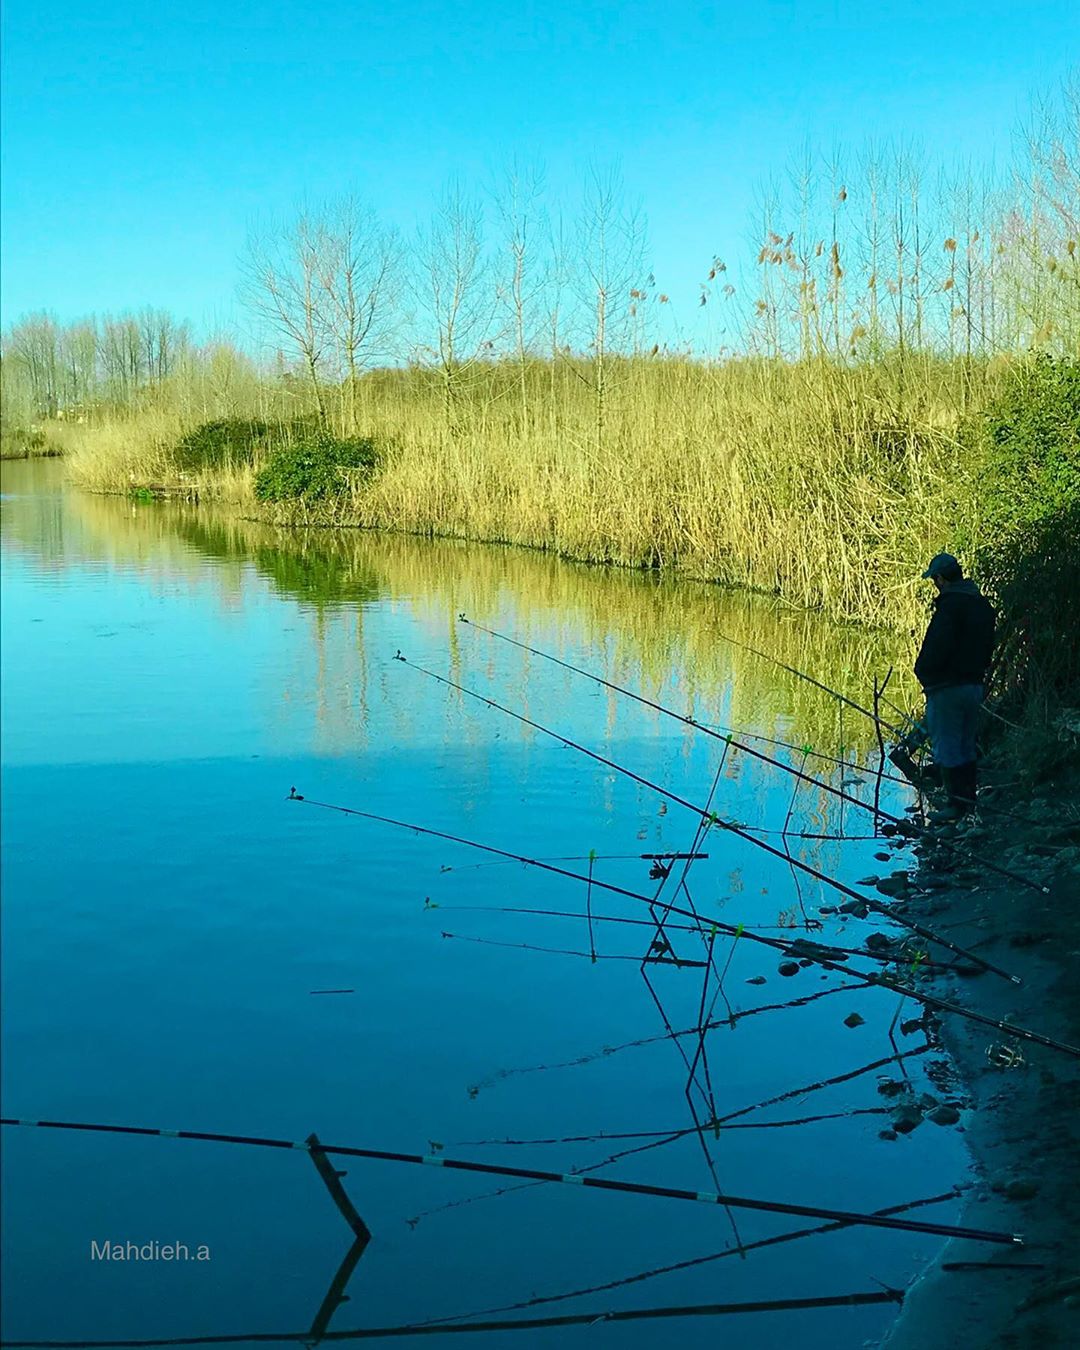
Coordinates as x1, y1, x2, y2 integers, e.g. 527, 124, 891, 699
1, 1, 1076, 342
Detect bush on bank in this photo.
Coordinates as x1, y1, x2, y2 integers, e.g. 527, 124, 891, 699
174, 419, 279, 471
957, 355, 1080, 763
253, 431, 380, 502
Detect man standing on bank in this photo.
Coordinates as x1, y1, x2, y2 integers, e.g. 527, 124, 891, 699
914, 553, 996, 819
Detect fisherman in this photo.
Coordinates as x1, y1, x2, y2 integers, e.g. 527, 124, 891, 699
914, 553, 996, 820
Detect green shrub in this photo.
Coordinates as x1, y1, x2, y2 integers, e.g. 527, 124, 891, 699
175, 419, 273, 471
254, 433, 380, 502
960, 356, 1080, 713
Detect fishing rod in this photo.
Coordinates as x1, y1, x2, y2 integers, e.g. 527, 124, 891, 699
0, 1118, 1022, 1244
455, 618, 1049, 896
0, 1292, 908, 1347
434, 904, 959, 971
420, 1188, 958, 1328
391, 654, 1028, 978
455, 615, 913, 786
707, 623, 903, 734
287, 791, 1080, 1059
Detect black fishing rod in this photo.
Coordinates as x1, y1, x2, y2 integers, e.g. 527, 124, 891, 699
707, 623, 903, 734
457, 615, 914, 785
391, 654, 1027, 980
434, 904, 959, 971
703, 618, 1039, 828
287, 791, 1080, 1059
0, 1117, 1021, 1244
455, 617, 1050, 897
0, 1292, 907, 1347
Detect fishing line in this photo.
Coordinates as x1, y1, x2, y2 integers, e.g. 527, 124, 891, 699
454, 619, 1050, 894
389, 657, 1031, 977
288, 792, 1080, 1058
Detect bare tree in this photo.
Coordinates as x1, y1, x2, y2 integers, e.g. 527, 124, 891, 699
138, 308, 184, 388
6, 313, 61, 416
493, 162, 548, 430
240, 211, 332, 426
575, 167, 647, 452
59, 320, 99, 408
543, 210, 576, 431
99, 315, 143, 402
414, 181, 498, 431
314, 198, 400, 434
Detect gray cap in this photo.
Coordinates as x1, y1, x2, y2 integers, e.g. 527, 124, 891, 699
922, 552, 961, 579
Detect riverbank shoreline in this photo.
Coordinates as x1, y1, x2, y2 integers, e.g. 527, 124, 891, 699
0, 447, 63, 461
878, 767, 1080, 1348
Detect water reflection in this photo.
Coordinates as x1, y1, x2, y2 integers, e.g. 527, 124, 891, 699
1, 459, 967, 1350
1, 458, 917, 766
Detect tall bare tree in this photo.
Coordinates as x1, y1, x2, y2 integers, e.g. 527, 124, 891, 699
414, 181, 498, 431
240, 211, 332, 426
58, 321, 99, 408
575, 167, 646, 452
138, 307, 184, 388
493, 162, 548, 430
7, 313, 61, 416
314, 198, 400, 434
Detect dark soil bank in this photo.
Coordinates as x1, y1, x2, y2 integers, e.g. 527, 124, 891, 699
879, 766, 1080, 1348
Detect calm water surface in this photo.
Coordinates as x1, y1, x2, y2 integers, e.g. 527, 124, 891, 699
1, 459, 970, 1349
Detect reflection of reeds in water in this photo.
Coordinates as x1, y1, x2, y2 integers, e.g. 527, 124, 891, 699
5, 466, 917, 760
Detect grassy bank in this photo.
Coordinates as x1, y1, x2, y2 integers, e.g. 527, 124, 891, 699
0, 422, 62, 459
53, 352, 1078, 640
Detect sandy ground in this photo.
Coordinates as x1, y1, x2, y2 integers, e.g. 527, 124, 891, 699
876, 765, 1080, 1349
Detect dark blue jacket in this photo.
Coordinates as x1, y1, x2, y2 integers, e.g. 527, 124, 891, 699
914, 580, 996, 693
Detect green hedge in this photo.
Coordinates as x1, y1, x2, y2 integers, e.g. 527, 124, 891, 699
253, 433, 380, 502
962, 355, 1080, 709
174, 419, 276, 471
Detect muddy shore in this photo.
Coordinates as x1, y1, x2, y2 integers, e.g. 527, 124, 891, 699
877, 765, 1080, 1349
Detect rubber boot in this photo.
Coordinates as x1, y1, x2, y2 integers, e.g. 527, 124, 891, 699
953, 761, 977, 815
928, 767, 964, 825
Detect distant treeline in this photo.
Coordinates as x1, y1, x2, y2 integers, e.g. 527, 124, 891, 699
4, 88, 1079, 440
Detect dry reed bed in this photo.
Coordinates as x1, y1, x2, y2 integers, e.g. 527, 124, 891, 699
58, 356, 994, 632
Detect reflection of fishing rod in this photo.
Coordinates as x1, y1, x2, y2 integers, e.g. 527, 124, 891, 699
697, 620, 945, 793
0, 1292, 909, 1346
0, 1116, 1021, 1244
422, 1188, 956, 1328
287, 791, 1080, 1058
454, 617, 1049, 895
435, 904, 958, 971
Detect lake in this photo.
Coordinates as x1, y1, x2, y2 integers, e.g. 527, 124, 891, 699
0, 457, 971, 1349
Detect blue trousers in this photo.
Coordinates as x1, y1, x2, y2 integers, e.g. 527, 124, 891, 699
925, 684, 982, 769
